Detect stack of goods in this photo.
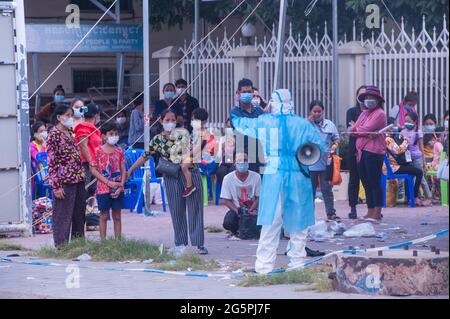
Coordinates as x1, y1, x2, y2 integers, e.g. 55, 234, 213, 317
32, 197, 53, 234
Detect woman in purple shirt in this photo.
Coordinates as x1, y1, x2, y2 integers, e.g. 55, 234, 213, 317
401, 112, 432, 203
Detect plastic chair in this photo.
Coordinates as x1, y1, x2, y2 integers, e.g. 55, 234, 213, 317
139, 157, 167, 212
34, 152, 52, 199
198, 162, 220, 206
123, 148, 144, 214
382, 155, 415, 208
439, 152, 448, 206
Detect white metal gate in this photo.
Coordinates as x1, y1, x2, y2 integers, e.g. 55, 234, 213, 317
257, 23, 334, 118
365, 18, 449, 121
181, 35, 236, 127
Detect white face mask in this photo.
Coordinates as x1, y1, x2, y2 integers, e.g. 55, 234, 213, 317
163, 122, 176, 132
116, 117, 126, 125
176, 87, 186, 96
40, 131, 48, 140
251, 98, 261, 108
191, 120, 202, 130
60, 116, 74, 129
73, 108, 84, 118
445, 121, 449, 130
107, 136, 119, 145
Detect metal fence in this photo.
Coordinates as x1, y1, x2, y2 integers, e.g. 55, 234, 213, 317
257, 23, 334, 118
179, 17, 449, 127
180, 35, 236, 127
364, 17, 449, 122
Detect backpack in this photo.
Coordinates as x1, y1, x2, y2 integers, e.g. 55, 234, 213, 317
238, 208, 261, 240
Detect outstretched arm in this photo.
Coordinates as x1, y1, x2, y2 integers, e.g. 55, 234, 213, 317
231, 114, 261, 139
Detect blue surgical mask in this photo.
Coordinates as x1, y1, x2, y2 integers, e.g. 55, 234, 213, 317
164, 91, 175, 100
424, 125, 435, 132
73, 108, 84, 118
364, 99, 378, 109
405, 104, 415, 111
236, 162, 249, 173
240, 93, 253, 104
54, 95, 65, 103
405, 123, 415, 130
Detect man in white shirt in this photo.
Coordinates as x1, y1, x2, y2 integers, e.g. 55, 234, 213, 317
220, 153, 261, 236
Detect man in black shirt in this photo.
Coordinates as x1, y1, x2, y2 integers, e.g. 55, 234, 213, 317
346, 85, 367, 219
173, 78, 200, 133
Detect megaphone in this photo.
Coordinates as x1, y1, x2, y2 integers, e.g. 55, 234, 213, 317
296, 143, 321, 166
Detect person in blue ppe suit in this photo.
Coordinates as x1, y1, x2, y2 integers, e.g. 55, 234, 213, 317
231, 89, 324, 274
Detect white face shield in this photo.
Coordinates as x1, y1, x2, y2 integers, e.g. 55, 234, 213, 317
269, 89, 294, 114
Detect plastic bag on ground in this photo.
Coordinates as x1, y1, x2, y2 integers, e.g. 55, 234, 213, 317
308, 220, 335, 242
329, 221, 347, 235
343, 223, 376, 237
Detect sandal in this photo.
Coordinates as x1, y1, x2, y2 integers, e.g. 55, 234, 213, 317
362, 217, 382, 224
326, 214, 341, 222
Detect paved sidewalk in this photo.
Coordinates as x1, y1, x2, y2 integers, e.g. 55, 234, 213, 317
0, 200, 448, 298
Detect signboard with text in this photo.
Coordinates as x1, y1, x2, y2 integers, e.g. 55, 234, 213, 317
26, 23, 143, 53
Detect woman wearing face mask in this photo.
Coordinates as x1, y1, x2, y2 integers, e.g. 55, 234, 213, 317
350, 86, 387, 223
390, 91, 419, 128
307, 100, 341, 221
152, 83, 179, 135
422, 114, 443, 166
47, 104, 86, 248
401, 112, 433, 203
36, 85, 66, 124
115, 110, 129, 147
30, 121, 48, 198
71, 97, 86, 128
127, 109, 208, 255
74, 102, 102, 201
30, 121, 48, 172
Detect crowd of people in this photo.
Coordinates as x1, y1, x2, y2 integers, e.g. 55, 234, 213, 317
30, 80, 448, 264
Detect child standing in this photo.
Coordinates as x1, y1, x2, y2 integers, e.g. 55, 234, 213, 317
90, 122, 126, 240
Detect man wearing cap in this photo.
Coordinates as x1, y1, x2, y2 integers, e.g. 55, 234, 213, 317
232, 89, 324, 274
349, 85, 387, 223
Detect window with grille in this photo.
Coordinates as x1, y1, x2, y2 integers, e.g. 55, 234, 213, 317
73, 68, 130, 93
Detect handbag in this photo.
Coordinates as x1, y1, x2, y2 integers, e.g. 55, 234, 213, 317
437, 158, 449, 181
156, 157, 180, 177
329, 155, 343, 186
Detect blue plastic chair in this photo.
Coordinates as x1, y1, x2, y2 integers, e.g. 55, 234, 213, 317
382, 155, 415, 208
138, 157, 167, 212
198, 161, 220, 206
34, 152, 52, 199
124, 149, 144, 214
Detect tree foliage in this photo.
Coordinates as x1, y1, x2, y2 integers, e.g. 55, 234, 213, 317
124, 0, 449, 34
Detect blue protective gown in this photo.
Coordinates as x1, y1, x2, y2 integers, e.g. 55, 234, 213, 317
232, 113, 324, 233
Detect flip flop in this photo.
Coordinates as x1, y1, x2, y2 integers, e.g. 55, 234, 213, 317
362, 217, 382, 224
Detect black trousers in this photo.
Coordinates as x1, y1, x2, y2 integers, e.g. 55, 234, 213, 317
358, 151, 384, 209
52, 182, 87, 248
347, 154, 360, 208
396, 165, 423, 198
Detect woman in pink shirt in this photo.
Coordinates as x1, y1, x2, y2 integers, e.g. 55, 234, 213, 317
350, 86, 387, 223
